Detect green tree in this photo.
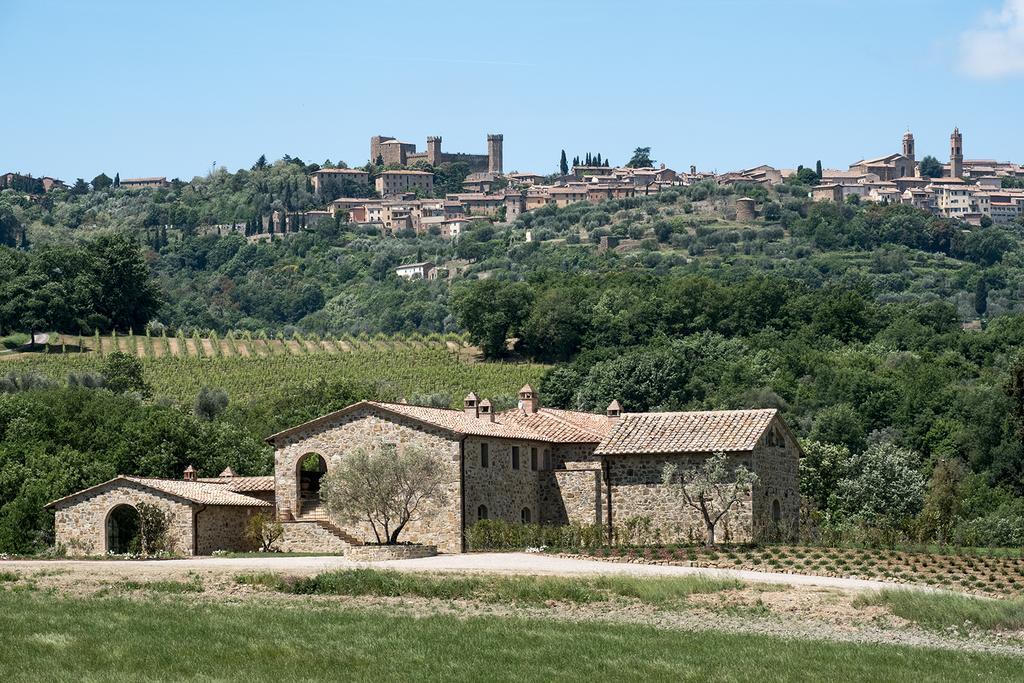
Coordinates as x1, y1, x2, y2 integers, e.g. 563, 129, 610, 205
559, 149, 569, 176
833, 443, 925, 528
320, 442, 448, 544
815, 159, 823, 178
626, 147, 654, 168
70, 178, 90, 195
86, 233, 162, 331
919, 155, 943, 178
0, 203, 21, 247
91, 173, 113, 191
113, 172, 120, 187
102, 351, 151, 397
975, 276, 988, 318
662, 454, 759, 547
194, 386, 229, 421
452, 280, 533, 358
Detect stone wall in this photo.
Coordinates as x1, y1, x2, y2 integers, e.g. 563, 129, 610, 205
273, 407, 463, 553
463, 437, 547, 527
345, 544, 437, 561
196, 506, 263, 555
53, 481, 195, 556
278, 522, 349, 554
751, 419, 801, 540
607, 454, 755, 545
541, 443, 604, 526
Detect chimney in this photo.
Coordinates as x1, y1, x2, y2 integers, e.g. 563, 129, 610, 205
606, 400, 623, 422
463, 392, 479, 418
218, 466, 237, 478
518, 384, 539, 414
478, 399, 494, 422
183, 465, 197, 482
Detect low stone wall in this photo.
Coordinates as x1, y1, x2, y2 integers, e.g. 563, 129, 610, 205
278, 522, 349, 553
345, 544, 437, 561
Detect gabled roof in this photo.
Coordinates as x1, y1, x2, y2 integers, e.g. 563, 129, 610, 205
197, 475, 276, 492
594, 409, 778, 455
45, 476, 272, 509
499, 407, 612, 443
265, 400, 556, 445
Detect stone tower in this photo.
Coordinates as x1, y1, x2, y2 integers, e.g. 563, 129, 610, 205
950, 127, 963, 178
902, 130, 915, 164
426, 136, 442, 165
487, 133, 503, 175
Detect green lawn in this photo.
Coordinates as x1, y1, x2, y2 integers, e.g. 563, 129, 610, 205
236, 567, 743, 605
0, 591, 1021, 681
855, 589, 1024, 632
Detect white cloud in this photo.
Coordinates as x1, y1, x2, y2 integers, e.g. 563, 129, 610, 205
959, 0, 1024, 78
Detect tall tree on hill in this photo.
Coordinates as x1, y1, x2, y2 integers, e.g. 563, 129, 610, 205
91, 173, 112, 192
585, 152, 592, 165
975, 276, 989, 318
70, 178, 90, 195
596, 153, 602, 166
559, 149, 569, 176
113, 172, 120, 188
626, 147, 654, 168
253, 154, 268, 171
920, 155, 943, 178
815, 160, 823, 178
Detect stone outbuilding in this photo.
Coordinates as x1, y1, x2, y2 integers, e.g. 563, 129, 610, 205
47, 470, 274, 556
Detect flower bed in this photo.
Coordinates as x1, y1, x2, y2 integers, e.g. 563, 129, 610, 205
345, 544, 437, 562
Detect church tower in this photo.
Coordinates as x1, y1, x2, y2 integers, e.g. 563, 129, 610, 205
902, 130, 916, 178
950, 127, 963, 178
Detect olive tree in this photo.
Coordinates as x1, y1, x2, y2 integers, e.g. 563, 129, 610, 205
662, 453, 758, 547
320, 442, 448, 545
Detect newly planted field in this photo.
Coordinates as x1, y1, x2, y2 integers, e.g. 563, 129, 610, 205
568, 544, 1024, 598
0, 335, 547, 407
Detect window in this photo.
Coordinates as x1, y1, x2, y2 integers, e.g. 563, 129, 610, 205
480, 442, 489, 468
478, 504, 488, 521
521, 507, 531, 524
530, 447, 538, 471
543, 449, 551, 470
771, 499, 781, 524
511, 446, 520, 470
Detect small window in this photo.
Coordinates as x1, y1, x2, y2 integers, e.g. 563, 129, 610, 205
478, 504, 488, 521
771, 499, 781, 524
511, 446, 520, 470
543, 449, 551, 470
521, 507, 531, 524
480, 442, 489, 468
530, 447, 538, 471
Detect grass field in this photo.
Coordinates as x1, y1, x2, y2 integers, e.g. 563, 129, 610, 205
855, 590, 1024, 633
1, 590, 1021, 682
235, 567, 745, 605
0, 335, 548, 406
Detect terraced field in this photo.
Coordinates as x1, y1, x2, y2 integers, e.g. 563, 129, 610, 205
0, 333, 547, 407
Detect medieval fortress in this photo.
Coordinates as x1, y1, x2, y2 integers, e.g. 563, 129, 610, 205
371, 133, 503, 174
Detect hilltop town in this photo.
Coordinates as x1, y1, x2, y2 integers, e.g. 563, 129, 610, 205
5, 127, 1022, 250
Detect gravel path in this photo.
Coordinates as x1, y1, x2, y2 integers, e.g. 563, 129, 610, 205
2, 552, 930, 592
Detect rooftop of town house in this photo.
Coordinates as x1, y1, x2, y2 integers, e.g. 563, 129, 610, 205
197, 475, 276, 492
45, 475, 273, 509
120, 177, 168, 183
313, 168, 369, 174
594, 409, 780, 455
378, 170, 432, 176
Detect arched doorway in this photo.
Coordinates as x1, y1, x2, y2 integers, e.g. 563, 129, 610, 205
297, 453, 328, 515
106, 504, 141, 554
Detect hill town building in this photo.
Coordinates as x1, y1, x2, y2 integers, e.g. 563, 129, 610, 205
370, 134, 503, 174
48, 388, 801, 555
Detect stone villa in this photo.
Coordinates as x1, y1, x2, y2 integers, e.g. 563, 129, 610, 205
48, 387, 801, 556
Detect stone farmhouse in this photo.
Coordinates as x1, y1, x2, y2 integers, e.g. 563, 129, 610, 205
48, 387, 801, 556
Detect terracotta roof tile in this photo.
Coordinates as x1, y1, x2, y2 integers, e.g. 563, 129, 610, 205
197, 476, 276, 492
594, 409, 776, 455
45, 476, 271, 508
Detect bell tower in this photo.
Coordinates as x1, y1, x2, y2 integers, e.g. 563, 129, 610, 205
950, 127, 963, 178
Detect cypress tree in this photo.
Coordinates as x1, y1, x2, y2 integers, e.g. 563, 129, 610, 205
815, 160, 823, 178
113, 172, 120, 188
559, 150, 569, 176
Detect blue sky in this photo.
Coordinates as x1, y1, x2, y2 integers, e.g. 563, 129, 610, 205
2, 0, 1023, 181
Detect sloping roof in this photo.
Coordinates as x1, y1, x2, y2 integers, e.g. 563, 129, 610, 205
198, 475, 276, 492
594, 409, 777, 455
45, 476, 271, 509
500, 407, 612, 443
265, 400, 555, 444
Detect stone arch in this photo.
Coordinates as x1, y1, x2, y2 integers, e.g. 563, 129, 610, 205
521, 507, 531, 524
297, 453, 328, 513
477, 504, 488, 521
771, 499, 781, 524
105, 503, 141, 554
